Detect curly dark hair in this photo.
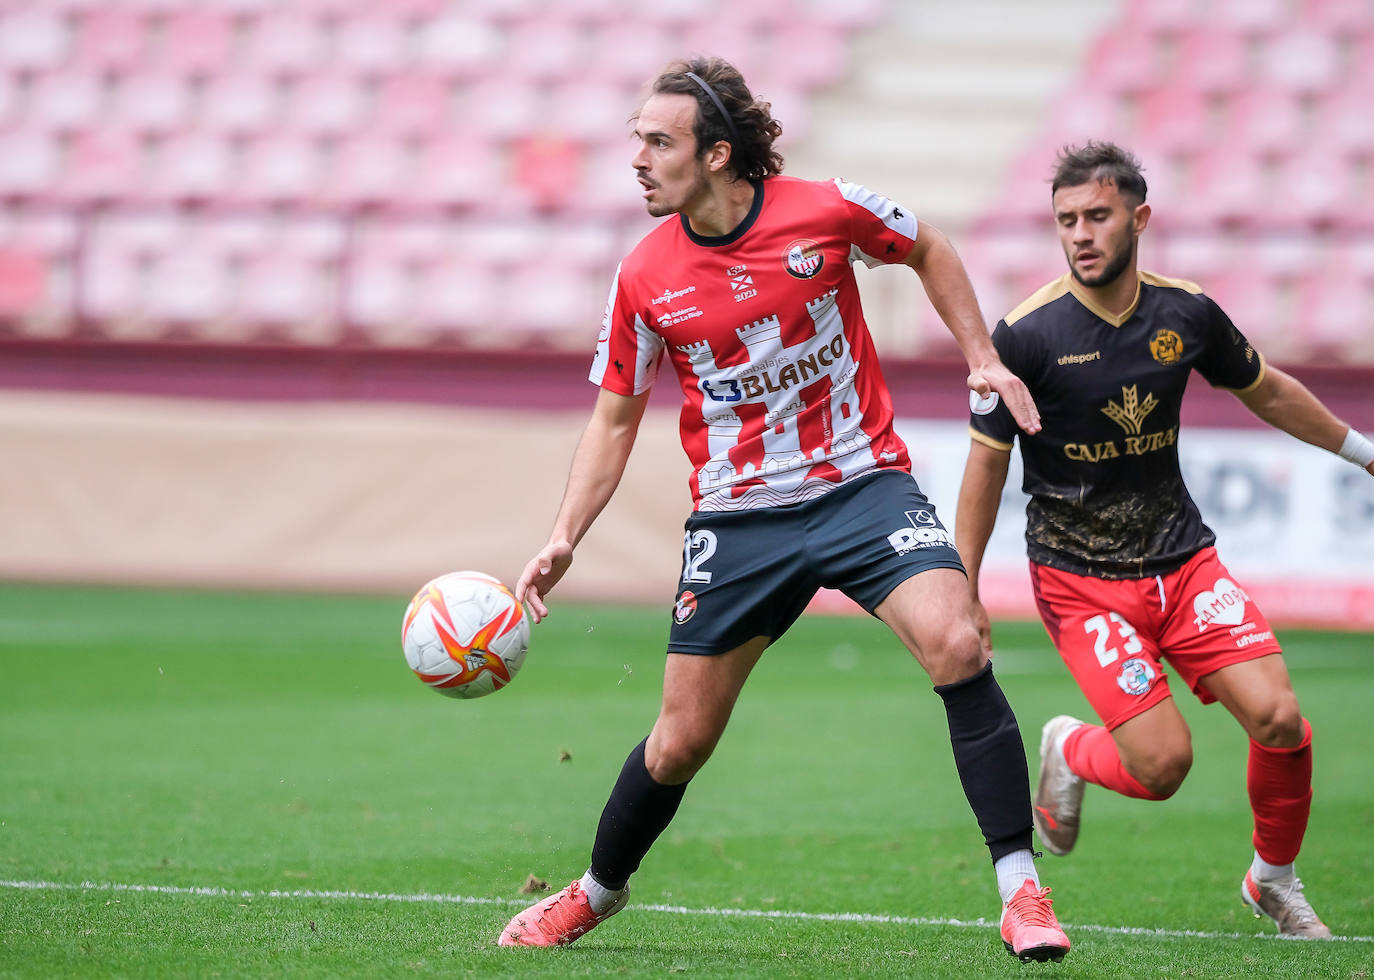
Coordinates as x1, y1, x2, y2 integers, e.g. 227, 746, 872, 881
642, 56, 785, 182
1052, 141, 1148, 206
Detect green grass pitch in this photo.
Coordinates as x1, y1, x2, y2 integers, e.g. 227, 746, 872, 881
1, 583, 1370, 978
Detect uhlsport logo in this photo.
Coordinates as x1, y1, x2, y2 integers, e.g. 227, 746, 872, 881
887, 508, 955, 555
1116, 657, 1156, 696
673, 591, 698, 625
782, 239, 824, 279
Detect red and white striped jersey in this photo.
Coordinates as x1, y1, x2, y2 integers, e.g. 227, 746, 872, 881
590, 175, 918, 512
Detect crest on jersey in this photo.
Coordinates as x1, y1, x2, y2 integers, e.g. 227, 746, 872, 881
1150, 329, 1183, 365
782, 239, 824, 279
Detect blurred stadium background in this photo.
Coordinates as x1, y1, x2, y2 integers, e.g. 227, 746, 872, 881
0, 0, 1371, 623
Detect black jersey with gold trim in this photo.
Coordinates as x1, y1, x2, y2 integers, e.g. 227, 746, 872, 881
970, 271, 1265, 579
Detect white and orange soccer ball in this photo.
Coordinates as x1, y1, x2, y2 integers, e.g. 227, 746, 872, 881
400, 571, 529, 699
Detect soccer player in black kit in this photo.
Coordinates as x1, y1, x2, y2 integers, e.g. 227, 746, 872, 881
956, 141, 1374, 938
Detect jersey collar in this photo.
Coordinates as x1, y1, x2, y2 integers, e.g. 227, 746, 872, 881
1066, 271, 1143, 327
679, 179, 765, 247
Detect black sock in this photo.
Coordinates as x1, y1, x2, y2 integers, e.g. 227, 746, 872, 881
933, 661, 1034, 862
588, 738, 689, 890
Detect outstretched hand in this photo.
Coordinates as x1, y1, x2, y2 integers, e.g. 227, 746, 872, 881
969, 362, 1041, 435
515, 541, 574, 624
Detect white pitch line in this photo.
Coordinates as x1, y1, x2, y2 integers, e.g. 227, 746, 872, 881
2, 879, 1369, 944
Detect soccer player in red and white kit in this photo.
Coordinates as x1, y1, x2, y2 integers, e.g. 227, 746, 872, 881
958, 142, 1374, 939
497, 57, 1071, 961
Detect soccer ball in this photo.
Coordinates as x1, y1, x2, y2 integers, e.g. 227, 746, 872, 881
400, 571, 529, 699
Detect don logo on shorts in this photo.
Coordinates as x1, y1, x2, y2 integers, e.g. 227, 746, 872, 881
887, 509, 955, 555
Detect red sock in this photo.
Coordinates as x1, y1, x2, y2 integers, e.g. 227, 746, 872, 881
1248, 718, 1313, 865
1063, 724, 1167, 800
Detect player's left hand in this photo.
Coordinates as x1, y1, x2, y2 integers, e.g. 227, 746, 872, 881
968, 362, 1041, 435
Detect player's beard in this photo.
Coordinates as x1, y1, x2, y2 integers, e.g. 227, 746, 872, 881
644, 159, 711, 218
1070, 231, 1136, 289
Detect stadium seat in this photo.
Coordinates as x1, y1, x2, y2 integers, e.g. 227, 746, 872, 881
1185, 148, 1270, 228
1223, 86, 1308, 160
24, 72, 105, 134
157, 10, 237, 78
236, 133, 325, 207
234, 249, 340, 342
240, 12, 331, 78
1299, 0, 1374, 32
1293, 264, 1374, 361
412, 13, 504, 79
54, 129, 146, 205
1172, 26, 1253, 96
332, 13, 412, 79
72, 8, 149, 76
321, 135, 413, 209
0, 10, 70, 73
1314, 85, 1374, 159
397, 135, 502, 212
1082, 30, 1163, 97
369, 72, 454, 138
199, 73, 283, 137
147, 131, 237, 204
0, 247, 48, 317
1260, 29, 1342, 96
1268, 149, 1355, 229
1120, 0, 1202, 37
1212, 0, 1292, 37
108, 73, 193, 135
1136, 85, 1215, 157
143, 250, 234, 326
283, 72, 370, 138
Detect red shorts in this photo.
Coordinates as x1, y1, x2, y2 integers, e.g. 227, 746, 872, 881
1029, 547, 1283, 730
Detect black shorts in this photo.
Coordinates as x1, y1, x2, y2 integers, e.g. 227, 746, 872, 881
667, 470, 966, 655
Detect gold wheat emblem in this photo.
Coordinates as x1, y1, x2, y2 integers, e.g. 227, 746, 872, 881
1102, 385, 1158, 435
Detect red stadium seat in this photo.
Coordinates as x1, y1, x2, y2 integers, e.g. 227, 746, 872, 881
1120, 0, 1203, 37
321, 135, 413, 209
1172, 26, 1253, 95
234, 249, 340, 341
1298, 0, 1374, 32
396, 135, 501, 212
1082, 30, 1164, 97
1260, 29, 1342, 96
1223, 86, 1308, 160
72, 8, 149, 76
412, 13, 504, 80
1314, 85, 1374, 159
24, 72, 105, 135
236, 133, 325, 207
369, 72, 454, 138
0, 248, 48, 317
333, 14, 411, 80
1268, 149, 1356, 229
1185, 149, 1271, 228
147, 131, 237, 204
1212, 0, 1292, 36
1293, 264, 1374, 361
283, 72, 370, 138
157, 10, 237, 78
54, 128, 146, 205
1136, 85, 1215, 157
200, 73, 283, 137
0, 10, 70, 73
107, 73, 193, 136
240, 12, 330, 78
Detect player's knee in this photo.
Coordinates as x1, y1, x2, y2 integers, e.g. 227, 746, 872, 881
646, 729, 716, 783
1127, 746, 1192, 799
922, 621, 985, 686
1248, 693, 1304, 748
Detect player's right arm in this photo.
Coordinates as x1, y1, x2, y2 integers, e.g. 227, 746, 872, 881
955, 439, 1012, 655
516, 386, 651, 622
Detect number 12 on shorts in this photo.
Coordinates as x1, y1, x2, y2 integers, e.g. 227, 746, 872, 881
1084, 612, 1142, 667
682, 529, 718, 584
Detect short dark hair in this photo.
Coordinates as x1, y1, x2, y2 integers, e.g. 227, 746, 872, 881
1052, 141, 1147, 205
643, 56, 785, 182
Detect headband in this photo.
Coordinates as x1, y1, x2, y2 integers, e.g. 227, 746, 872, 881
685, 71, 740, 148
